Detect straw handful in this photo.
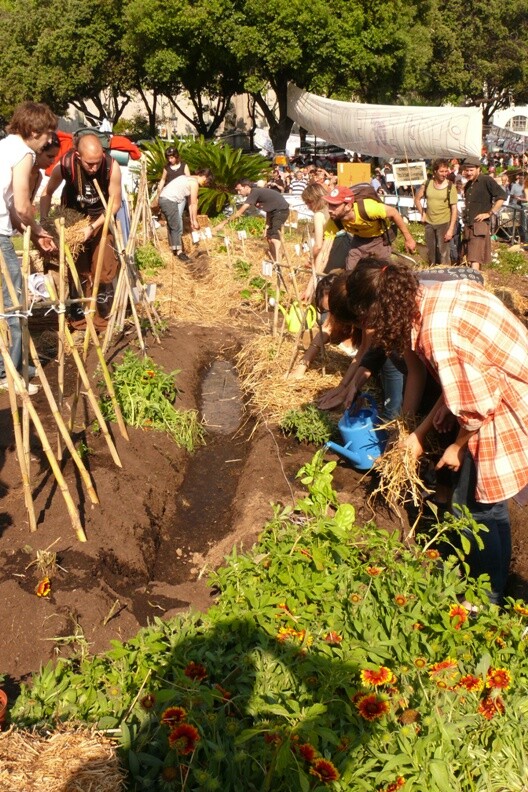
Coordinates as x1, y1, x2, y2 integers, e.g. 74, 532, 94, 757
42, 208, 91, 258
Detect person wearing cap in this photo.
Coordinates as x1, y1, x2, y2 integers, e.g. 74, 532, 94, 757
461, 156, 505, 270
323, 185, 416, 269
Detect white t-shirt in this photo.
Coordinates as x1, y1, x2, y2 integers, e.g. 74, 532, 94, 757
160, 175, 192, 203
0, 134, 35, 236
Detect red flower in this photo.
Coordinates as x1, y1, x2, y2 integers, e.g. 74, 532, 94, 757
161, 706, 187, 726
366, 566, 383, 576
380, 778, 406, 792
394, 594, 407, 607
449, 604, 468, 630
425, 549, 440, 560
360, 666, 395, 687
458, 675, 484, 692
486, 667, 511, 690
324, 631, 343, 645
214, 684, 232, 701
168, 723, 200, 754
412, 622, 424, 631
184, 661, 207, 681
264, 732, 282, 745
478, 695, 505, 720
140, 693, 156, 710
357, 694, 390, 721
310, 758, 340, 783
35, 577, 51, 597
429, 658, 458, 677
298, 743, 317, 762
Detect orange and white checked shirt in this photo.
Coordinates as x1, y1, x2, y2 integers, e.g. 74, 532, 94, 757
412, 280, 528, 504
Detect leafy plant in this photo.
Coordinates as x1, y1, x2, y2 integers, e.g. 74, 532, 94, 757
134, 244, 165, 278
232, 259, 251, 280
280, 403, 338, 446
141, 136, 270, 215
100, 351, 204, 451
12, 455, 528, 791
489, 247, 528, 275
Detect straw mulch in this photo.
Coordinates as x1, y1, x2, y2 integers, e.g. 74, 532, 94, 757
0, 725, 126, 792
41, 207, 91, 259
236, 333, 347, 424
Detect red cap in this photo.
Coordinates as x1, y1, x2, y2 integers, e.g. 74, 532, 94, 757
323, 186, 355, 205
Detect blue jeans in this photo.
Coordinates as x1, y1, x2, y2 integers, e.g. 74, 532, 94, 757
451, 452, 511, 604
380, 358, 404, 420
0, 235, 22, 378
158, 197, 186, 251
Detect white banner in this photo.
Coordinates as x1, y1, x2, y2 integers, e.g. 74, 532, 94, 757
287, 84, 482, 159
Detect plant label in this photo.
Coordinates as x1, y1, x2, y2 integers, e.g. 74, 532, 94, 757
302, 243, 310, 253
224, 236, 231, 247
192, 231, 201, 244
237, 230, 247, 240
262, 260, 274, 277
294, 244, 301, 256
203, 226, 213, 239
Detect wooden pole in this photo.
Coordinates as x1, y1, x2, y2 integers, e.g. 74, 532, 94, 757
57, 218, 66, 459
21, 228, 31, 484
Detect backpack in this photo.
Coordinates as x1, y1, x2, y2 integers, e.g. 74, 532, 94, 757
350, 182, 398, 245
422, 178, 457, 207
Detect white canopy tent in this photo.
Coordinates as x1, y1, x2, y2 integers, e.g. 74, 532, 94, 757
287, 84, 482, 160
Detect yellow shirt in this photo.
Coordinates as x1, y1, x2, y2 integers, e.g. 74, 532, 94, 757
342, 199, 387, 238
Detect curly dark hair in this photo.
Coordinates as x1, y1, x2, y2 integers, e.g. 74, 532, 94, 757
343, 257, 420, 354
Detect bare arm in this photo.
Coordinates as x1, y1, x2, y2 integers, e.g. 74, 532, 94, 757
40, 163, 64, 219
385, 205, 416, 252
215, 200, 250, 231
414, 185, 426, 220
402, 347, 427, 415
188, 180, 200, 230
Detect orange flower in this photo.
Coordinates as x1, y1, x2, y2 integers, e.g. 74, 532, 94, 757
425, 549, 440, 560
350, 593, 362, 604
458, 674, 484, 692
214, 684, 232, 702
514, 603, 528, 617
309, 758, 340, 783
394, 594, 407, 607
184, 661, 207, 681
144, 369, 156, 378
277, 626, 306, 643
297, 743, 317, 762
357, 694, 390, 720
35, 577, 51, 597
324, 631, 342, 645
412, 622, 424, 631
168, 723, 200, 754
161, 706, 187, 726
478, 695, 505, 720
486, 667, 511, 690
449, 604, 468, 629
429, 658, 458, 677
380, 778, 406, 792
367, 566, 383, 576
414, 657, 427, 669
360, 666, 395, 687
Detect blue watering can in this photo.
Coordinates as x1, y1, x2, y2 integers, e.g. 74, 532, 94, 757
326, 393, 387, 470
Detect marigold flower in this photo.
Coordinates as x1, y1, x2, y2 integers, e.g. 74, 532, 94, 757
35, 576, 51, 597
449, 604, 468, 630
458, 674, 484, 692
429, 658, 458, 677
357, 694, 390, 721
486, 667, 511, 690
412, 622, 424, 631
478, 695, 505, 720
350, 593, 362, 604
184, 661, 207, 681
144, 369, 156, 378
366, 566, 383, 576
309, 758, 340, 783
414, 657, 427, 669
324, 631, 342, 645
297, 743, 317, 762
264, 732, 282, 745
394, 594, 407, 607
276, 626, 306, 643
380, 778, 406, 792
360, 666, 395, 687
168, 723, 200, 754
399, 709, 419, 725
514, 603, 528, 617
425, 549, 440, 560
161, 706, 187, 726
140, 693, 156, 710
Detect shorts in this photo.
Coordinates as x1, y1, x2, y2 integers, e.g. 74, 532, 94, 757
462, 222, 492, 265
266, 208, 290, 239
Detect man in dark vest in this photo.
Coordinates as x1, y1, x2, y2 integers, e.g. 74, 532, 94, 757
41, 133, 122, 331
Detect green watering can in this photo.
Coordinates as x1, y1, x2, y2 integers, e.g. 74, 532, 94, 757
277, 301, 317, 334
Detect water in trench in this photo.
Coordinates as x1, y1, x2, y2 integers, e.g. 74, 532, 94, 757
144, 359, 248, 611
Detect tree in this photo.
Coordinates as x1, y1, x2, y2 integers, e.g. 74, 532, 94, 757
124, 0, 244, 138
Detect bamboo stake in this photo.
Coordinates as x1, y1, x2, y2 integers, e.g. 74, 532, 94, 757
81, 190, 114, 361
57, 218, 66, 459
66, 248, 129, 442
43, 275, 122, 468
0, 252, 99, 506
21, 227, 31, 484
0, 258, 36, 531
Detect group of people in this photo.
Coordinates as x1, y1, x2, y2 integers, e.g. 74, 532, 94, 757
0, 101, 131, 395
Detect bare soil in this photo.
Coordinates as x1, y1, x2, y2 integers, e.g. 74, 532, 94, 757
1, 247, 527, 702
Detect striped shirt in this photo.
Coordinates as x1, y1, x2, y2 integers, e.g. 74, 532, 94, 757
411, 280, 528, 504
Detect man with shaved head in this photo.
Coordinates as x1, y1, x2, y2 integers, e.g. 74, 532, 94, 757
41, 133, 122, 332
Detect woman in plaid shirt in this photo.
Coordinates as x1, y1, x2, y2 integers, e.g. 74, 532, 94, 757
344, 258, 528, 604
